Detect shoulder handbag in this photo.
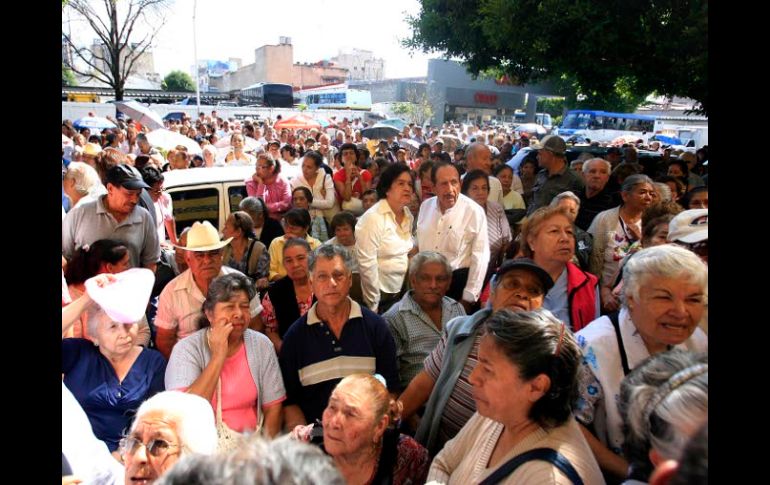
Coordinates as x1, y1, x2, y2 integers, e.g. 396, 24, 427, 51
479, 447, 584, 485
215, 377, 246, 452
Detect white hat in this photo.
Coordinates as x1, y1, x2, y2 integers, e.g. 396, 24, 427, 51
667, 209, 708, 244
174, 221, 232, 251
85, 268, 155, 323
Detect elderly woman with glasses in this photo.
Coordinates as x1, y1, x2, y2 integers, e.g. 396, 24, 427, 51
427, 309, 605, 484
141, 166, 178, 245
165, 273, 286, 439
573, 244, 707, 482
121, 391, 217, 484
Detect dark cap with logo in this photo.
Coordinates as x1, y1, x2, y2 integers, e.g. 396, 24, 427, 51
495, 258, 555, 294
106, 164, 150, 190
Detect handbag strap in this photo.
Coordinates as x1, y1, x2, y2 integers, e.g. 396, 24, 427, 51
608, 311, 631, 376
479, 448, 584, 485
216, 377, 223, 424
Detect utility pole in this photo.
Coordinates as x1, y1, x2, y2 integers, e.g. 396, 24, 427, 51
193, 0, 201, 112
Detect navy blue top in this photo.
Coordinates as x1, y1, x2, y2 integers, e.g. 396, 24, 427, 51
279, 305, 399, 424
62, 339, 167, 451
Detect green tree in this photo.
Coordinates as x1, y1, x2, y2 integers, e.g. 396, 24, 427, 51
162, 70, 195, 92
62, 63, 77, 86
62, 0, 170, 101
405, 0, 707, 115
392, 86, 433, 125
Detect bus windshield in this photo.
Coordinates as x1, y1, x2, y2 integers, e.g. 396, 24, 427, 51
561, 112, 593, 129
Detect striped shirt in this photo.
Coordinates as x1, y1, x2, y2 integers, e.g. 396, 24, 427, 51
485, 201, 512, 269
424, 331, 483, 446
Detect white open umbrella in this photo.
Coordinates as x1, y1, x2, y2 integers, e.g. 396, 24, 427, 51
146, 129, 202, 155
115, 101, 164, 130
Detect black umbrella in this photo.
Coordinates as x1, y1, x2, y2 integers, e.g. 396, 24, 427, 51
361, 123, 400, 140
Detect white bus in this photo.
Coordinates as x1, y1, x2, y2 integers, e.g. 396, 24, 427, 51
298, 85, 372, 110
554, 110, 656, 143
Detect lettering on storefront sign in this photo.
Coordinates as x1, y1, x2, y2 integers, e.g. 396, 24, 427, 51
474, 92, 498, 105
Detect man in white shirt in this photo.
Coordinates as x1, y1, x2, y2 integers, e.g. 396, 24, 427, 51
464, 142, 505, 205
416, 162, 489, 312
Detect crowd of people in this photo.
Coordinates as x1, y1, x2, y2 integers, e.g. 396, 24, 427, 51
61, 111, 708, 484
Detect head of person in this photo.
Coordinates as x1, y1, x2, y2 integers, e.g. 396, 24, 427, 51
330, 211, 357, 246
549, 191, 581, 223
650, 420, 707, 485
417, 143, 431, 160
408, 251, 452, 308
641, 214, 676, 248
122, 391, 217, 485
87, 307, 139, 359
322, 374, 402, 460
309, 244, 354, 308
170, 148, 189, 170
521, 206, 575, 267
619, 350, 708, 482
339, 143, 359, 167
180, 221, 231, 283
62, 161, 101, 203
621, 174, 656, 212
140, 166, 165, 203
680, 187, 708, 210
396, 148, 407, 163
65, 239, 131, 285
518, 156, 539, 179
197, 273, 256, 341
582, 158, 612, 193
361, 189, 378, 212
488, 259, 554, 312
465, 142, 493, 174
536, 135, 568, 171
239, 196, 266, 229
667, 160, 689, 181
292, 186, 313, 211
229, 132, 245, 151
621, 245, 707, 350
431, 161, 462, 212
301, 150, 324, 181
268, 140, 281, 157
104, 164, 150, 217
606, 146, 623, 165
657, 175, 686, 202
493, 164, 515, 192
154, 435, 343, 485
282, 208, 312, 239
97, 147, 129, 182
470, 308, 580, 430
652, 182, 673, 202
460, 169, 490, 208
570, 159, 585, 176
256, 153, 280, 182
283, 238, 312, 283
666, 209, 708, 263
624, 146, 639, 163
222, 211, 255, 242
376, 163, 415, 210
174, 227, 191, 273
679, 151, 698, 171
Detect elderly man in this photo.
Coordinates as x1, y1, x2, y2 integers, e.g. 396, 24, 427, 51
575, 158, 620, 231
383, 251, 466, 389
463, 142, 505, 206
154, 221, 263, 359
121, 391, 217, 485
416, 162, 489, 312
528, 135, 585, 214
63, 164, 159, 272
279, 244, 399, 429
239, 196, 284, 249
398, 258, 555, 456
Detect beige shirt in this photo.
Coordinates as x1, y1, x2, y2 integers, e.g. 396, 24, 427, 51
427, 413, 605, 485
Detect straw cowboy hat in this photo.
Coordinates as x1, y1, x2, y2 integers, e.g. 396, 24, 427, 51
175, 221, 232, 251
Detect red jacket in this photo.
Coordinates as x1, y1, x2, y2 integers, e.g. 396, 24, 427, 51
566, 261, 599, 332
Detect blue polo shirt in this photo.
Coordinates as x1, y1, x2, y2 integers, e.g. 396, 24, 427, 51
279, 297, 399, 424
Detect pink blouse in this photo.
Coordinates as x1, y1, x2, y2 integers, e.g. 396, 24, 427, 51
245, 175, 292, 221
210, 344, 258, 432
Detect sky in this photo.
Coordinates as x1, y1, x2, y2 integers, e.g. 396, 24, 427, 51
65, 0, 443, 80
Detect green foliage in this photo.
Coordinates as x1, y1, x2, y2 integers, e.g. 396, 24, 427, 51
62, 63, 77, 86
536, 97, 566, 118
392, 87, 433, 125
162, 70, 195, 92
405, 0, 708, 115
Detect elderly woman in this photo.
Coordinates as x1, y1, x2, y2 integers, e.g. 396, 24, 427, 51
62, 161, 105, 210
574, 244, 708, 481
549, 191, 593, 272
292, 186, 329, 242
493, 164, 525, 210
165, 273, 286, 438
63, 239, 151, 344
246, 152, 293, 221
291, 150, 337, 224
268, 208, 323, 282
221, 210, 269, 290
62, 285, 166, 453
224, 132, 256, 166
141, 166, 178, 245
619, 350, 708, 483
293, 374, 430, 485
588, 174, 656, 312
355, 163, 416, 314
428, 309, 605, 484
261, 238, 315, 353
680, 186, 708, 210
462, 169, 512, 278
239, 196, 285, 250
121, 391, 217, 484
520, 205, 599, 333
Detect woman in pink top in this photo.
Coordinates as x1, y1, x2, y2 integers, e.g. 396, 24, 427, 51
246, 153, 292, 221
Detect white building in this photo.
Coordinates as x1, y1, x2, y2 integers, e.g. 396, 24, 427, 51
331, 49, 384, 81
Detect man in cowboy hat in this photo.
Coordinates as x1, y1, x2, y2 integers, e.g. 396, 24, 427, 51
154, 220, 264, 359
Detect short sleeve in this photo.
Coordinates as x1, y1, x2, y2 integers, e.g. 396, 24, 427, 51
62, 338, 87, 374
278, 328, 303, 407
573, 356, 603, 426
165, 337, 204, 390
255, 336, 286, 406
424, 332, 448, 381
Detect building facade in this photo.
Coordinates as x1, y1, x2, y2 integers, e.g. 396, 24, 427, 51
331, 49, 385, 81
293, 61, 349, 89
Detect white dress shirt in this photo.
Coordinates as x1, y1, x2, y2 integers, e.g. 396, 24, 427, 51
416, 194, 490, 302
355, 199, 415, 311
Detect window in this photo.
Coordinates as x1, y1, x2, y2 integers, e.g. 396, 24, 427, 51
170, 187, 219, 232
228, 185, 248, 215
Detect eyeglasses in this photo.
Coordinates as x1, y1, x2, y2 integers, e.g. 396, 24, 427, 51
120, 437, 179, 458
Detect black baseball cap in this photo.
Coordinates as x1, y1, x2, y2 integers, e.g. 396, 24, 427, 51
495, 258, 555, 294
106, 164, 150, 190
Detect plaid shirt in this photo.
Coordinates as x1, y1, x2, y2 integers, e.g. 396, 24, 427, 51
383, 291, 466, 388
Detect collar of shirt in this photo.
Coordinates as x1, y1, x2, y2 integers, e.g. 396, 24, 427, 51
176, 268, 226, 302
376, 199, 413, 231
306, 297, 363, 325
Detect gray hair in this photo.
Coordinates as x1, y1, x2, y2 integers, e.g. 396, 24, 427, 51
284, 237, 312, 256
582, 158, 611, 174
64, 161, 101, 196
549, 191, 581, 209
622, 244, 708, 306
155, 435, 343, 485
408, 251, 452, 280
621, 173, 654, 193
239, 196, 265, 216
130, 391, 217, 456
198, 273, 257, 328
653, 182, 673, 202
309, 244, 354, 274
620, 350, 708, 479
575, 152, 594, 163
86, 307, 112, 340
